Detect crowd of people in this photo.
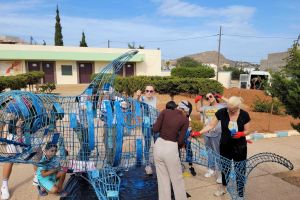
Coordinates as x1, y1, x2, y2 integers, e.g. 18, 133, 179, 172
143, 84, 251, 200
0, 84, 251, 200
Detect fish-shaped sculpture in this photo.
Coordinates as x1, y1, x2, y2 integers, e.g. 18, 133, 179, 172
0, 50, 293, 200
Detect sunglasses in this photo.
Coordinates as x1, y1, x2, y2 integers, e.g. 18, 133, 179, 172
145, 90, 154, 93
206, 95, 213, 100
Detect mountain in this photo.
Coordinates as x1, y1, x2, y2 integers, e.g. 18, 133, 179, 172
186, 51, 235, 66
170, 51, 259, 68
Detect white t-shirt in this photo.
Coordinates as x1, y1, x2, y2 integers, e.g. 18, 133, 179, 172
202, 103, 225, 137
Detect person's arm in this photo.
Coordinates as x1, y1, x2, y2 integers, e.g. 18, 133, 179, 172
136, 90, 142, 101
194, 96, 203, 112
232, 122, 251, 139
191, 116, 219, 137
178, 118, 189, 148
152, 110, 165, 133
200, 116, 219, 134
196, 102, 204, 113
41, 169, 57, 177
243, 122, 251, 135
214, 93, 229, 103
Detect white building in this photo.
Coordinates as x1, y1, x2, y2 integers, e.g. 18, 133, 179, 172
0, 44, 166, 84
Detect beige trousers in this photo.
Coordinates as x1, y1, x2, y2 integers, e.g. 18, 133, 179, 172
154, 137, 187, 200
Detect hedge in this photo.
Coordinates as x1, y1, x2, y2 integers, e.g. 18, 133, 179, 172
0, 71, 45, 92
91, 74, 224, 98
171, 66, 215, 78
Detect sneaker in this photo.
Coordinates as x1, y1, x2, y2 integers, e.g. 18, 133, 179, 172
214, 189, 226, 197
145, 165, 153, 175
37, 186, 48, 196
1, 186, 10, 200
204, 169, 215, 178
189, 167, 197, 176
216, 176, 222, 184
32, 174, 38, 186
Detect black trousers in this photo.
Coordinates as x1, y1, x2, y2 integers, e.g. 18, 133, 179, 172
220, 142, 247, 197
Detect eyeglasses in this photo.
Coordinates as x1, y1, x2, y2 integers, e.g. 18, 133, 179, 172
206, 95, 213, 100
145, 90, 154, 93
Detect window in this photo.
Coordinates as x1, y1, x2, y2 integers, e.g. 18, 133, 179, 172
61, 65, 72, 75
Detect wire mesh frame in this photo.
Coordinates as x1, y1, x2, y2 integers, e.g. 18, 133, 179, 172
180, 137, 294, 200
87, 168, 121, 200
0, 49, 295, 200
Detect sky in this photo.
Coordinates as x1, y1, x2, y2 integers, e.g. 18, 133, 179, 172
0, 0, 299, 63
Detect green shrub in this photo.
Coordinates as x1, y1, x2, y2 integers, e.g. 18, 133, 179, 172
176, 57, 201, 68
0, 76, 8, 92
0, 71, 45, 92
252, 97, 283, 115
90, 74, 224, 98
171, 66, 215, 78
21, 71, 44, 91
39, 83, 56, 93
6, 75, 27, 90
190, 119, 203, 131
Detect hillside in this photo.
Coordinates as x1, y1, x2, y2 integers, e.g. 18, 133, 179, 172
170, 51, 259, 68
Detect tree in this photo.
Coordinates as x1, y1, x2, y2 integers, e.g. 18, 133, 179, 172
138, 45, 144, 49
42, 40, 46, 45
54, 5, 64, 46
176, 57, 201, 68
128, 42, 135, 49
79, 31, 88, 47
269, 40, 300, 131
222, 66, 249, 80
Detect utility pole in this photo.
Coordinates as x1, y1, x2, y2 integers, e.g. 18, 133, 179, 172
216, 26, 222, 81
296, 34, 300, 46
30, 36, 33, 45
107, 40, 110, 48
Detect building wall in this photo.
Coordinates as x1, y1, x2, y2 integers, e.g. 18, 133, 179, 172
135, 50, 162, 76
0, 44, 163, 84
55, 61, 78, 84
260, 51, 288, 71
94, 61, 109, 74
0, 60, 26, 76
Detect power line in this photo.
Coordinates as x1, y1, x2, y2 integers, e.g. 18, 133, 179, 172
223, 34, 296, 40
137, 34, 218, 43
110, 34, 218, 44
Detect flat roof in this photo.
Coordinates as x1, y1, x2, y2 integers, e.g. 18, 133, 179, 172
0, 49, 144, 62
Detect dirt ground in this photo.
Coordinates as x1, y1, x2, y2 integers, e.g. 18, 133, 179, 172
54, 85, 299, 133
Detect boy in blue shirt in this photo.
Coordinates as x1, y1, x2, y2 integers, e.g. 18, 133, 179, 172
37, 143, 67, 196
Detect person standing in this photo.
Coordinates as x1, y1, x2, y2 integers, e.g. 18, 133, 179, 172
136, 85, 157, 175
195, 93, 225, 183
192, 96, 251, 198
152, 102, 189, 200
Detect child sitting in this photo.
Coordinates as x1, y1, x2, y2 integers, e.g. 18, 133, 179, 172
37, 143, 67, 196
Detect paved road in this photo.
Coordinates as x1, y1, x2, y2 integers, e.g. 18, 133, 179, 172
1, 136, 299, 200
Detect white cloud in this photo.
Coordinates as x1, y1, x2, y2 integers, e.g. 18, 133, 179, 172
0, 0, 293, 63
0, 0, 48, 13
157, 0, 255, 21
